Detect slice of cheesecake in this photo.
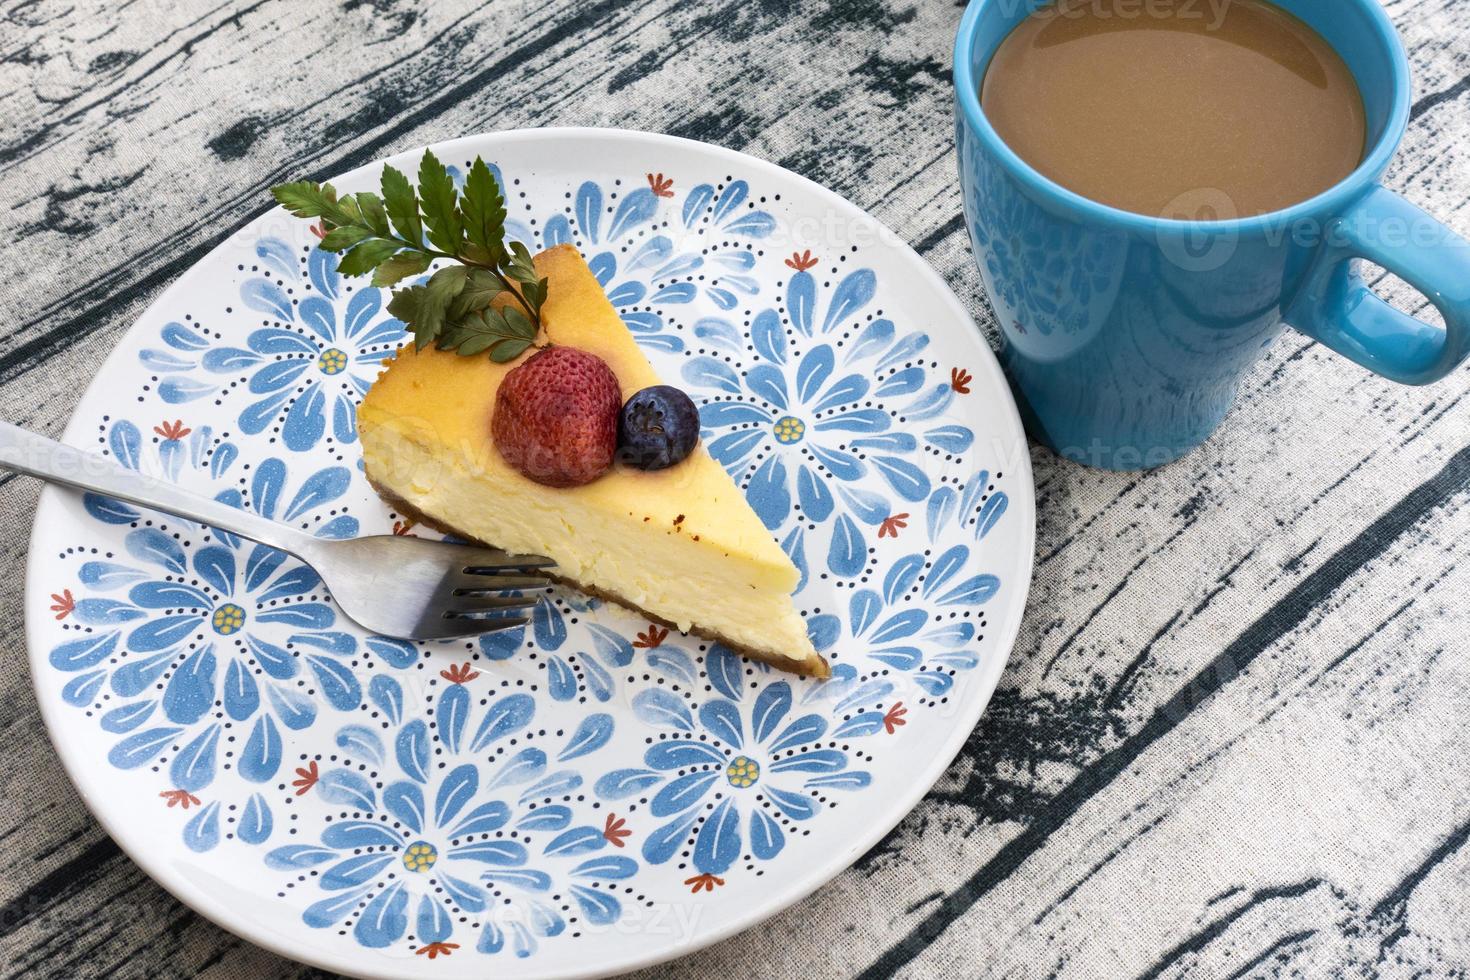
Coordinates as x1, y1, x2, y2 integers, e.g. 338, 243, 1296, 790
357, 244, 829, 678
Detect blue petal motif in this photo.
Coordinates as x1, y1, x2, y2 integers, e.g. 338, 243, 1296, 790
594, 768, 663, 800
316, 769, 376, 810
239, 714, 282, 782
450, 840, 528, 865
587, 624, 633, 667
183, 802, 221, 853
306, 655, 362, 710
170, 724, 219, 791
751, 682, 791, 744
827, 514, 866, 577
49, 632, 120, 672
127, 527, 187, 573
323, 854, 396, 892
449, 800, 511, 838
632, 688, 693, 731
768, 713, 827, 753
441, 872, 487, 914
608, 187, 658, 240
698, 699, 743, 748
304, 887, 372, 929
354, 881, 408, 948
751, 308, 786, 363
240, 279, 293, 322
111, 651, 172, 697
365, 636, 417, 669
281, 383, 327, 452
746, 364, 789, 410
646, 739, 726, 769
376, 777, 425, 832
469, 692, 535, 751
417, 894, 453, 945
488, 747, 546, 788
746, 455, 790, 532
823, 268, 877, 332
545, 826, 605, 856
570, 885, 623, 926
369, 674, 403, 724
434, 764, 478, 828
108, 726, 182, 769
750, 808, 785, 859
100, 701, 155, 734
559, 713, 614, 761
682, 356, 742, 395
765, 784, 821, 819
706, 645, 744, 700
84, 494, 140, 524
163, 646, 217, 724
284, 467, 351, 521
642, 811, 699, 865
884, 554, 926, 603
650, 770, 719, 818
396, 719, 431, 783
692, 797, 742, 875
69, 599, 142, 626
796, 345, 834, 405
266, 844, 336, 870
770, 749, 848, 774
325, 819, 404, 850
108, 421, 142, 469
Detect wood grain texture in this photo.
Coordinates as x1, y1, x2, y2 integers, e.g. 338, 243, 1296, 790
0, 0, 1467, 977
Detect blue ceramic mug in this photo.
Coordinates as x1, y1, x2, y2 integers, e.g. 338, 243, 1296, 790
954, 0, 1470, 470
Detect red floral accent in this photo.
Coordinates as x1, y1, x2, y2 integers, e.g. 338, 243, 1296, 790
50, 589, 75, 620
392, 519, 416, 536
878, 513, 909, 539
785, 249, 819, 272
684, 873, 725, 893
160, 789, 201, 809
440, 662, 480, 685
950, 368, 972, 395
154, 419, 191, 440
603, 813, 631, 848
292, 760, 320, 796
647, 172, 675, 198
310, 220, 327, 239
882, 702, 908, 734
415, 942, 460, 959
633, 625, 668, 649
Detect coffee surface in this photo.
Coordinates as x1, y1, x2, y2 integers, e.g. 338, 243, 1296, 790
980, 0, 1366, 218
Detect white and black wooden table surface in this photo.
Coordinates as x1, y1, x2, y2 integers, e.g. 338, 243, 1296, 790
2, 0, 1468, 977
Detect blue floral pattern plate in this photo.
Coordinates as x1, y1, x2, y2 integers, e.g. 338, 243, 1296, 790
24, 129, 1034, 979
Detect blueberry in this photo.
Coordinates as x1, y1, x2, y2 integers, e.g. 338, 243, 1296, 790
618, 385, 700, 470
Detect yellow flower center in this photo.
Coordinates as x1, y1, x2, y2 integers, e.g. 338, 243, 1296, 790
318, 347, 348, 375
402, 841, 437, 872
725, 755, 760, 788
211, 603, 246, 635
773, 416, 806, 444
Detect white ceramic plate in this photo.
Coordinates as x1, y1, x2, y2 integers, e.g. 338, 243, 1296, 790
24, 129, 1034, 978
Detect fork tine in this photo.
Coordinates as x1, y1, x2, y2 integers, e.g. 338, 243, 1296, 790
462, 554, 558, 574
450, 576, 549, 593
445, 595, 540, 615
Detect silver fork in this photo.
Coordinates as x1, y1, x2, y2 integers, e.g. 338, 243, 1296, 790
0, 421, 553, 640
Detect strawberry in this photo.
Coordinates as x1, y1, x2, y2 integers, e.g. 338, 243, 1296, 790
492, 347, 622, 487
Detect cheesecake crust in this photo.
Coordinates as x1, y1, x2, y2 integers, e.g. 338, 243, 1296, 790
367, 476, 832, 679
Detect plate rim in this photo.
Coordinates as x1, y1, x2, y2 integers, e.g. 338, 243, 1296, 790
23, 125, 1036, 979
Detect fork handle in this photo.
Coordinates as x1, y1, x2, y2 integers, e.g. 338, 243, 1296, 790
0, 420, 315, 558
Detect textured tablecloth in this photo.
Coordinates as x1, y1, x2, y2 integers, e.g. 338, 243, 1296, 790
2, 1, 1468, 977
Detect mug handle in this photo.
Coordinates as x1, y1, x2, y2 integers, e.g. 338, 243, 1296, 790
1285, 185, 1470, 385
